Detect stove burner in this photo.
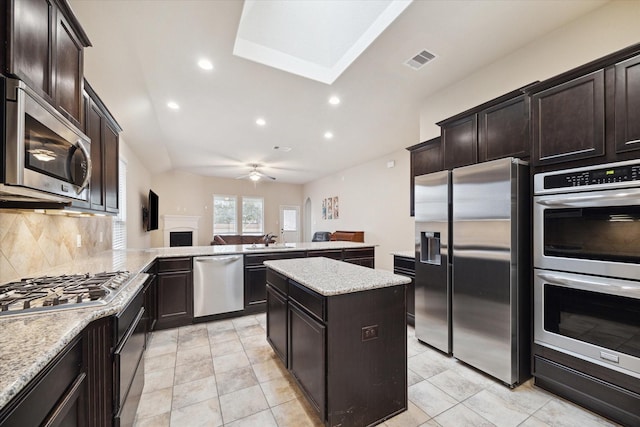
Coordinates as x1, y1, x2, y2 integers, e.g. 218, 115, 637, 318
0, 271, 131, 315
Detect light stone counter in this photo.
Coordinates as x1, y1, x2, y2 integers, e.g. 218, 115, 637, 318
264, 257, 410, 296
0, 241, 375, 410
390, 250, 415, 259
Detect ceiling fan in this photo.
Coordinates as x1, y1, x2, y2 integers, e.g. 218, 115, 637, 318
236, 164, 276, 181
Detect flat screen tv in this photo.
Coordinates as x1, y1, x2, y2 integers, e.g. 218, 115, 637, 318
144, 190, 159, 231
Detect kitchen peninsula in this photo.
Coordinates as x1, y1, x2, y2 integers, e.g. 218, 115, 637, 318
264, 257, 410, 427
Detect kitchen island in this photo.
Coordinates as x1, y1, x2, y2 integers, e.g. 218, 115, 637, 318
264, 257, 410, 427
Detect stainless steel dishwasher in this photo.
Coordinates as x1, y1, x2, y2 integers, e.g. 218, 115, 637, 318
193, 255, 244, 318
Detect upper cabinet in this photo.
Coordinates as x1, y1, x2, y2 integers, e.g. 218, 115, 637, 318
530, 71, 605, 166
437, 86, 532, 171
2, 0, 91, 127
527, 43, 640, 171
407, 138, 442, 217
74, 81, 122, 213
614, 55, 640, 155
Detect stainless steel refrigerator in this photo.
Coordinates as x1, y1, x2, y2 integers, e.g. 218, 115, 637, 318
414, 157, 530, 386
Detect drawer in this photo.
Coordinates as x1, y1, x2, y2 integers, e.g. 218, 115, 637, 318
115, 287, 144, 344
114, 307, 146, 412
343, 247, 374, 260
244, 251, 306, 266
289, 280, 325, 322
394, 255, 415, 273
157, 257, 192, 273
266, 269, 288, 295
307, 249, 342, 260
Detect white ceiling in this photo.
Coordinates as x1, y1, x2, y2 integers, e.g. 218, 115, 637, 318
69, 0, 608, 184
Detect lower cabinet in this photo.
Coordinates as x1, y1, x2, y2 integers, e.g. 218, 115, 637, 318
266, 284, 288, 364
0, 336, 85, 427
342, 247, 375, 268
393, 255, 416, 326
156, 257, 193, 330
245, 265, 268, 308
288, 303, 326, 420
143, 270, 158, 338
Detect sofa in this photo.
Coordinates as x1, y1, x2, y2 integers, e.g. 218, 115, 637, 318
211, 234, 276, 245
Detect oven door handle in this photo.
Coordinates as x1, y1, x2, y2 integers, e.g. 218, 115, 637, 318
537, 271, 640, 299
536, 188, 640, 207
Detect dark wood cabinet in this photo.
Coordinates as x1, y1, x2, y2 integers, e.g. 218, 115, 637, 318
407, 137, 442, 216
393, 255, 415, 326
156, 257, 193, 329
614, 55, 640, 154
0, 336, 85, 427
266, 284, 288, 365
342, 247, 375, 268
288, 302, 327, 420
83, 316, 113, 427
266, 266, 407, 427
75, 81, 121, 213
2, 0, 91, 127
143, 273, 158, 338
441, 114, 478, 170
478, 94, 530, 162
531, 70, 606, 166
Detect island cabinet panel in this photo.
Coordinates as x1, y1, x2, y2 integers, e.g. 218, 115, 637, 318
342, 247, 375, 269
615, 55, 640, 155
156, 257, 193, 329
266, 284, 288, 365
531, 70, 606, 166
326, 287, 407, 427
288, 303, 327, 420
0, 335, 85, 427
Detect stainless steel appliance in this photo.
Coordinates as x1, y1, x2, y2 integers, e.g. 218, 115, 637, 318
533, 159, 640, 379
1, 77, 91, 203
193, 255, 244, 318
0, 271, 132, 315
415, 157, 530, 386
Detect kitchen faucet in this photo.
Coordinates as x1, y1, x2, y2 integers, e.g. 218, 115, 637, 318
264, 233, 275, 246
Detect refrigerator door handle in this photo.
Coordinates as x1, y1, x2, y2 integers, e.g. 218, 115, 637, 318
420, 231, 441, 265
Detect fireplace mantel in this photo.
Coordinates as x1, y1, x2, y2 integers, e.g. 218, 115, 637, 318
163, 215, 200, 247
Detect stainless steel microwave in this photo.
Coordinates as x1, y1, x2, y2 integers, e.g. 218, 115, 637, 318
1, 77, 91, 203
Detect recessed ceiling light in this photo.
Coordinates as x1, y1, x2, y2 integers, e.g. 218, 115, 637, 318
256, 118, 266, 126
198, 59, 214, 70
329, 96, 341, 105
324, 131, 334, 139
167, 101, 180, 110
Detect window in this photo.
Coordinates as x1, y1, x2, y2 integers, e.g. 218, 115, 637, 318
213, 195, 237, 234
112, 158, 127, 249
242, 197, 264, 234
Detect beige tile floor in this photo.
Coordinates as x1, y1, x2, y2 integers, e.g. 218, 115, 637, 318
134, 313, 620, 427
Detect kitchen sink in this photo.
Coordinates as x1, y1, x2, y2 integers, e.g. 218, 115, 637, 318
244, 244, 297, 251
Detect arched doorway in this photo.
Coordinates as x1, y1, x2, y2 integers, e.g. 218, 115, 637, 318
304, 197, 312, 241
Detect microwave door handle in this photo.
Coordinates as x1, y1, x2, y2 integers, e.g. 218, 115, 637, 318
537, 188, 640, 207
75, 139, 92, 194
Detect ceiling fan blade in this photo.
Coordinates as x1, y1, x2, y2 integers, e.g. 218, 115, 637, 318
258, 171, 276, 180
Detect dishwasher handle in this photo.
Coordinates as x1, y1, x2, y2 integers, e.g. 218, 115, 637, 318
195, 255, 242, 264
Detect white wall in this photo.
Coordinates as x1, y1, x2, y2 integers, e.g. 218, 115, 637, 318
120, 137, 152, 249
304, 149, 415, 271
149, 170, 304, 247
419, 0, 640, 140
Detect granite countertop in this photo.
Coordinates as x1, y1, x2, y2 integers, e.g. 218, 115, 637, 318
264, 257, 410, 297
390, 250, 415, 259
0, 241, 376, 410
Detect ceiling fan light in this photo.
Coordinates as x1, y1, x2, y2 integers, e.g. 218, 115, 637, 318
249, 171, 261, 181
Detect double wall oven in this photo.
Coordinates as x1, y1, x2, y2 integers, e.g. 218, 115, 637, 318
533, 159, 640, 380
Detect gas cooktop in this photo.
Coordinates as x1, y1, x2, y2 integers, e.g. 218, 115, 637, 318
0, 271, 132, 316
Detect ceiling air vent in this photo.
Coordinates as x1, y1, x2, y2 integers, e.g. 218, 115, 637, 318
405, 50, 436, 70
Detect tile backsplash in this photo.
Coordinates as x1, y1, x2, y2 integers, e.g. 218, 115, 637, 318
0, 210, 112, 283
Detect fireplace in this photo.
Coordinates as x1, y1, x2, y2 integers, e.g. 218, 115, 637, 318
163, 215, 200, 247
170, 231, 192, 247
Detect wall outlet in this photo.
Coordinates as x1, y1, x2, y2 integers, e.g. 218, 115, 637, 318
361, 325, 379, 341
76, 234, 82, 247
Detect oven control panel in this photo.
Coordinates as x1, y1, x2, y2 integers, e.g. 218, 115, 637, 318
543, 162, 640, 190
